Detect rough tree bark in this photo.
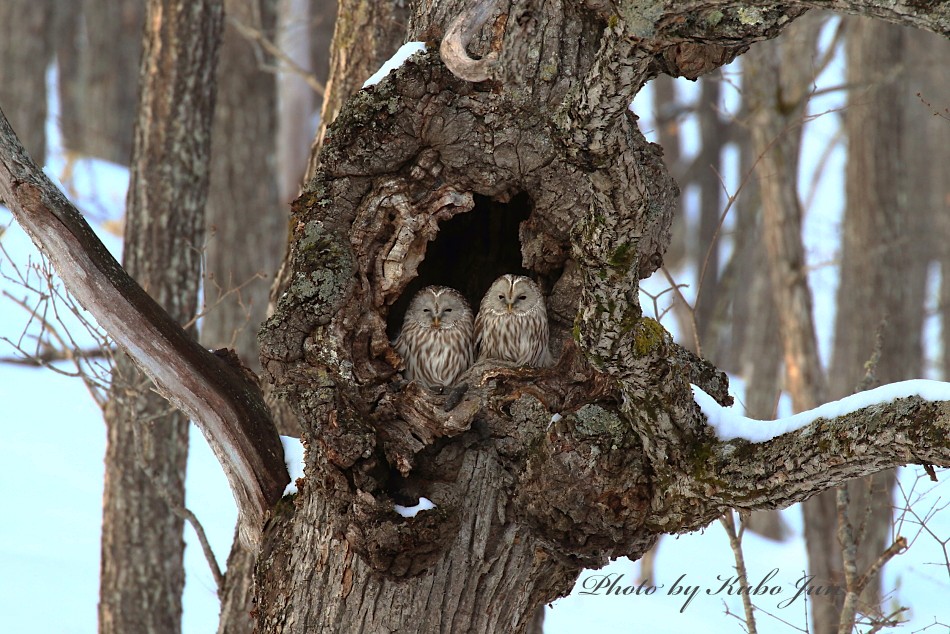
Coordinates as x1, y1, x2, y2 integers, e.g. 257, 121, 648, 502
250, 2, 950, 632
4, 2, 950, 634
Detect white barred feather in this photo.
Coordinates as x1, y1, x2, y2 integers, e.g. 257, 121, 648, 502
394, 286, 474, 388
475, 274, 552, 367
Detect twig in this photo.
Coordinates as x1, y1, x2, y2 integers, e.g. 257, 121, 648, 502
801, 128, 844, 213
836, 486, 860, 634
660, 266, 702, 355
861, 606, 909, 633
226, 16, 325, 96
0, 345, 112, 366
174, 501, 225, 592
836, 484, 909, 634
720, 510, 758, 634
133, 421, 225, 592
640, 282, 689, 324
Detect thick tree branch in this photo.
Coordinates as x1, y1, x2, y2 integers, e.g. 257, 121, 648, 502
608, 1, 949, 39
556, 0, 947, 158
699, 397, 950, 517
0, 107, 288, 548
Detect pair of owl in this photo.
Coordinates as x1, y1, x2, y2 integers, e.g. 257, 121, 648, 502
394, 274, 552, 389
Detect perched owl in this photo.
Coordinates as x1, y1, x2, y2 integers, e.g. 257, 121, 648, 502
394, 286, 475, 389
475, 274, 552, 367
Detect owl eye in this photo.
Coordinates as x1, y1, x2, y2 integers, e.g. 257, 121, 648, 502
518, 294, 527, 300
423, 308, 431, 313
444, 308, 452, 312
498, 294, 505, 300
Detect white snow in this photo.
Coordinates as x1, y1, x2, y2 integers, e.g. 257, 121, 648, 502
694, 379, 950, 442
394, 497, 436, 518
362, 42, 427, 88
3, 31, 950, 634
280, 435, 305, 496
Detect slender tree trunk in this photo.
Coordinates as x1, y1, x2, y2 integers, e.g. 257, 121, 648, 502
98, 2, 223, 634
78, 0, 145, 164
203, 0, 281, 374
651, 75, 684, 267
745, 14, 839, 633
920, 40, 950, 381
55, 1, 143, 164
276, 0, 318, 204
308, 0, 336, 90
734, 133, 780, 420
746, 16, 826, 412
731, 117, 788, 541
0, 0, 53, 163
54, 2, 84, 154
203, 2, 283, 632
695, 74, 726, 352
830, 17, 929, 622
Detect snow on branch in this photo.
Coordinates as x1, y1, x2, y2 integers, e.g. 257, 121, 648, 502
689, 380, 950, 517
695, 379, 950, 443
0, 107, 288, 549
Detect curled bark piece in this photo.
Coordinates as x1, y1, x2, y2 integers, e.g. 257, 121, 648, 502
439, 0, 500, 82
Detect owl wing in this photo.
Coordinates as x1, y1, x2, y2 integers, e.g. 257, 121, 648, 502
473, 310, 485, 348
393, 322, 414, 359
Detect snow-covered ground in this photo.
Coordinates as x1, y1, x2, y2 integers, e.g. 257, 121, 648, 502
1, 33, 948, 633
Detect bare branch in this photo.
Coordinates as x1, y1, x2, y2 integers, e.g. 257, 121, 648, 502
660, 266, 702, 355
836, 486, 860, 634
226, 15, 326, 96
602, 2, 950, 40
0, 344, 112, 366
0, 107, 288, 548
703, 398, 950, 517
720, 511, 758, 634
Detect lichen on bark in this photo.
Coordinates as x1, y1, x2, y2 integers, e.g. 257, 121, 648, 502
257, 41, 697, 586
251, 3, 950, 632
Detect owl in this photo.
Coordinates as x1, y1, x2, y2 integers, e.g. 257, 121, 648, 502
475, 274, 552, 367
394, 286, 475, 389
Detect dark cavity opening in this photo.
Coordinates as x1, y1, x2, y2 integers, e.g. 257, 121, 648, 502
386, 192, 532, 339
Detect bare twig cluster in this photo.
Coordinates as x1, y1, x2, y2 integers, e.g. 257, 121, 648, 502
0, 236, 113, 406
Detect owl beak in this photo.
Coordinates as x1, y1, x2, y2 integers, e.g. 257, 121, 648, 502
506, 303, 513, 314
432, 316, 441, 328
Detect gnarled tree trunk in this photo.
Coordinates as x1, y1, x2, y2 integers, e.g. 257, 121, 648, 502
6, 3, 950, 634
250, 2, 950, 632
